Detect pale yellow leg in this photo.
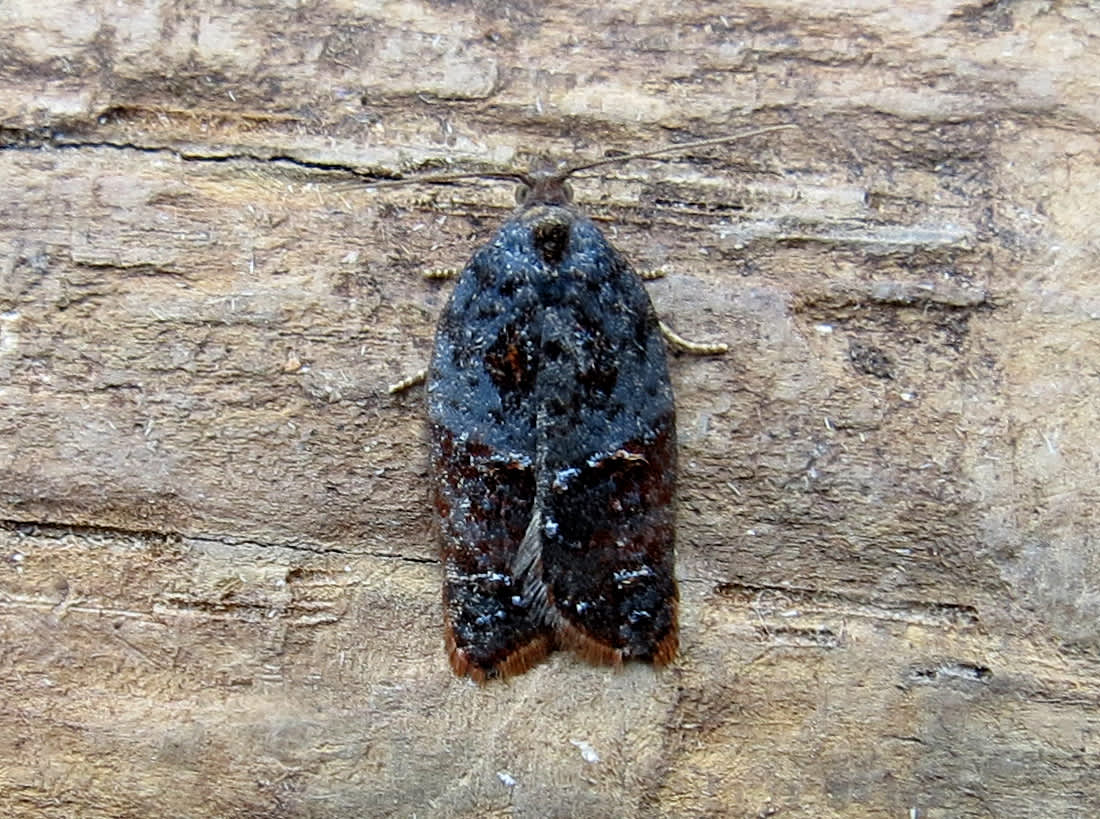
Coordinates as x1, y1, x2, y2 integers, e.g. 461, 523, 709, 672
642, 269, 728, 353
388, 367, 427, 394
389, 270, 456, 393
423, 268, 460, 280
660, 321, 729, 355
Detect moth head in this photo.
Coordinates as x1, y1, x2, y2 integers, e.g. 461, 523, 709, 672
514, 170, 574, 209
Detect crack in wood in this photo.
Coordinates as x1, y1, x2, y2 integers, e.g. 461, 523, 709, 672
0, 519, 437, 565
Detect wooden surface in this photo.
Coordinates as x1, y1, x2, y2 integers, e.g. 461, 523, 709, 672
2, 1, 1099, 817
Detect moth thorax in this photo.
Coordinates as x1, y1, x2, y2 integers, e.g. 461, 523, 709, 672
525, 207, 574, 267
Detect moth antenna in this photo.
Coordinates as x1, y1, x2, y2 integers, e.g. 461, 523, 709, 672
326, 169, 532, 196
331, 125, 795, 195
558, 123, 799, 178
364, 169, 531, 188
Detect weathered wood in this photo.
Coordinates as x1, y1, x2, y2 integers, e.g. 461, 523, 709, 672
2, 2, 1098, 816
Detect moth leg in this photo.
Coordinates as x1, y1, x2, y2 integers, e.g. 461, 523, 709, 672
388, 367, 427, 394
390, 269, 459, 393
423, 267, 461, 280
659, 321, 729, 355
642, 269, 727, 352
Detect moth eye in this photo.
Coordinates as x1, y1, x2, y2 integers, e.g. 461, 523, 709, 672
514, 183, 531, 205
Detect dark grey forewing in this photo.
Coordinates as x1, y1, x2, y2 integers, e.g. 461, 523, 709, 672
533, 214, 679, 662
426, 221, 550, 679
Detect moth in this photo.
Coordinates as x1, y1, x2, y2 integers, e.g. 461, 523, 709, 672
395, 127, 792, 681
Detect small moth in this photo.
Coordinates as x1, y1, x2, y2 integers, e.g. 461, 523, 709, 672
411, 127, 792, 682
